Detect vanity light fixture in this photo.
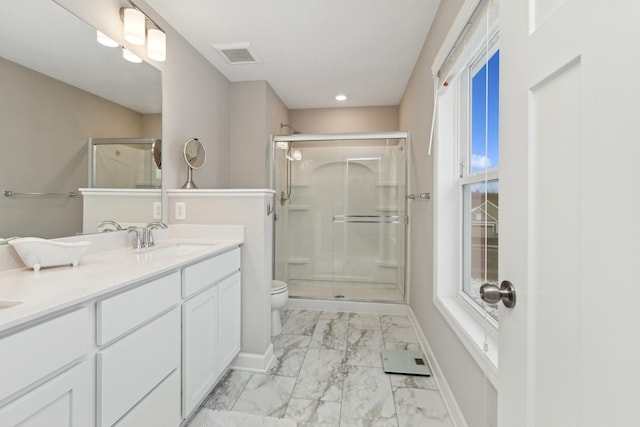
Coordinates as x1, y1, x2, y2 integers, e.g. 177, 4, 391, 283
335, 94, 348, 101
147, 28, 166, 62
122, 47, 142, 63
120, 1, 167, 62
123, 8, 145, 45
96, 31, 119, 47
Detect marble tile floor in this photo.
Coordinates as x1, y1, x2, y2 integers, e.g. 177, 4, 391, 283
191, 309, 453, 427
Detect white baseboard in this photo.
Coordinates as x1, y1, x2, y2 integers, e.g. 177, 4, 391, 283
407, 308, 468, 427
230, 344, 274, 373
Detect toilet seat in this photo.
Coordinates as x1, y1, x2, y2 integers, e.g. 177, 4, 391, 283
271, 280, 288, 294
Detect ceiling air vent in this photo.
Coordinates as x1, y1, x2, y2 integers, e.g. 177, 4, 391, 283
212, 42, 261, 64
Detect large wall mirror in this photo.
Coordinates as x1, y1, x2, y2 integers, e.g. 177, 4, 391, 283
0, 0, 162, 242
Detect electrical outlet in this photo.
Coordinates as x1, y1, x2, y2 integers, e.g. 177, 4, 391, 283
175, 202, 186, 220
152, 202, 161, 220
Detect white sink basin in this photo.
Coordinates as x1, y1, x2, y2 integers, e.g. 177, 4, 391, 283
137, 243, 214, 257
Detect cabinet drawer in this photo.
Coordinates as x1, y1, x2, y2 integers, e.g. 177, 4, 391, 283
0, 308, 88, 403
97, 271, 180, 345
182, 248, 240, 297
97, 308, 180, 427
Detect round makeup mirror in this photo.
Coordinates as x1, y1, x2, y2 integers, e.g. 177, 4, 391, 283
181, 137, 206, 189
152, 138, 162, 169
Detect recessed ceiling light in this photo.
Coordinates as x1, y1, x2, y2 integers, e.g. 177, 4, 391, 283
335, 94, 348, 101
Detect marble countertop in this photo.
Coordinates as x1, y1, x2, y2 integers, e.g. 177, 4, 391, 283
0, 238, 242, 334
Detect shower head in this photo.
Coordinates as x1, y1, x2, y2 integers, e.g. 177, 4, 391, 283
280, 123, 301, 135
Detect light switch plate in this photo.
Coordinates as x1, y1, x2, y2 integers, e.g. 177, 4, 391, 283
153, 202, 161, 220
175, 202, 186, 220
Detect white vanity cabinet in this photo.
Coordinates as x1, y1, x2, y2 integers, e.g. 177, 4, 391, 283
181, 248, 241, 417
0, 242, 242, 427
96, 272, 181, 427
0, 308, 90, 426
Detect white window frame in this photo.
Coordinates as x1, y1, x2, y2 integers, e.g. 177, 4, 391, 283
460, 36, 500, 323
431, 0, 499, 386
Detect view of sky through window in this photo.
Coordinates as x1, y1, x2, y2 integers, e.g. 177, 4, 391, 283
471, 50, 500, 175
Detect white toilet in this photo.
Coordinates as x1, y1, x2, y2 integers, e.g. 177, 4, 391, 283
271, 280, 289, 336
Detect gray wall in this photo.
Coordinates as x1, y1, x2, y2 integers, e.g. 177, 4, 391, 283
229, 81, 288, 188
289, 106, 399, 134
398, 0, 498, 426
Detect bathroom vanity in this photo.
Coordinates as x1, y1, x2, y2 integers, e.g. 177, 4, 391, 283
0, 237, 242, 427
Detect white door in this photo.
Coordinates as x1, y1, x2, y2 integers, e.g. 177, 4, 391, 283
499, 0, 640, 426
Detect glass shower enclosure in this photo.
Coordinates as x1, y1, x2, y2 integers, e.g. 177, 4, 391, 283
271, 132, 408, 303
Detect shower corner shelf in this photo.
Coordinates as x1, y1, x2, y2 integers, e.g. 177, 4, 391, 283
375, 206, 399, 212
376, 260, 399, 268
288, 205, 310, 211
376, 182, 399, 187
288, 257, 310, 264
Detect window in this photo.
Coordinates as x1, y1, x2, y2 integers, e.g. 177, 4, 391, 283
461, 47, 500, 322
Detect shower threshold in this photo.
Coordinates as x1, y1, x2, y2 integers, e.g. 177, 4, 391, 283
287, 279, 404, 303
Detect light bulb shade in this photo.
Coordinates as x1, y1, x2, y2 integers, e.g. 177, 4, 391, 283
122, 48, 142, 63
123, 8, 145, 45
147, 28, 166, 62
96, 30, 118, 47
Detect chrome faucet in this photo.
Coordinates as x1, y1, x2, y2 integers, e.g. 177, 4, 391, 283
97, 220, 122, 232
127, 226, 143, 249
144, 222, 168, 247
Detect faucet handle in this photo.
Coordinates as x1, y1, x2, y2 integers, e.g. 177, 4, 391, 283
146, 221, 168, 229
97, 220, 122, 232
127, 226, 143, 249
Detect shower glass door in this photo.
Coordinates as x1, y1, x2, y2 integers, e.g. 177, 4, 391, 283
273, 133, 407, 303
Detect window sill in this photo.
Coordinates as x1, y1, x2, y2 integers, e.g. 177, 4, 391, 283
434, 294, 498, 386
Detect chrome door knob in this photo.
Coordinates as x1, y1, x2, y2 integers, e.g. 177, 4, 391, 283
480, 280, 516, 308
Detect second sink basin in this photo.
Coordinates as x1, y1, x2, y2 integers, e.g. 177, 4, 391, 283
137, 243, 214, 257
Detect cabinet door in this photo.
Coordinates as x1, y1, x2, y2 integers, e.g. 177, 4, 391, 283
0, 362, 89, 427
182, 285, 219, 417
218, 272, 241, 369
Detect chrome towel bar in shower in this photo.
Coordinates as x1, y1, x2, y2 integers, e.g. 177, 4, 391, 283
407, 193, 431, 200
4, 190, 79, 198
333, 215, 402, 224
